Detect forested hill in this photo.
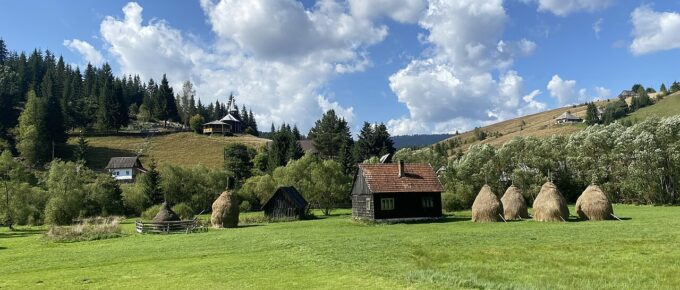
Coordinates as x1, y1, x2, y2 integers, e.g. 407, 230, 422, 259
391, 134, 453, 149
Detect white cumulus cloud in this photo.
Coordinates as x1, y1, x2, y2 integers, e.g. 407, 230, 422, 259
63, 39, 105, 66
630, 5, 680, 55
547, 75, 608, 105
387, 0, 544, 134
348, 0, 428, 24
94, 1, 384, 131
531, 0, 613, 16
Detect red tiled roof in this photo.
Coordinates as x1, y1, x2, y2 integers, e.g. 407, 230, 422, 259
358, 163, 443, 193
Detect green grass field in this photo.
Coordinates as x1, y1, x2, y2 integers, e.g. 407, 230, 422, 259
2, 205, 680, 289
67, 132, 269, 170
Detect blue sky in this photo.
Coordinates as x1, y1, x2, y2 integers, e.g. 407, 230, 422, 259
1, 0, 680, 135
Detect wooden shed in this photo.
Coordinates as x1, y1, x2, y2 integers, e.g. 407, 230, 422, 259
261, 187, 308, 220
351, 160, 443, 221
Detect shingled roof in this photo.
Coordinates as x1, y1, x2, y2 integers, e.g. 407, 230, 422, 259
262, 186, 308, 209
105, 157, 143, 170
358, 163, 443, 193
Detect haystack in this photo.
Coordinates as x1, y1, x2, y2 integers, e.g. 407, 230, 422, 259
501, 185, 529, 220
575, 184, 613, 221
153, 202, 180, 222
532, 182, 569, 222
471, 185, 503, 222
211, 190, 239, 228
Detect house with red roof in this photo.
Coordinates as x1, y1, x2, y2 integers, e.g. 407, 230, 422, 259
351, 160, 443, 221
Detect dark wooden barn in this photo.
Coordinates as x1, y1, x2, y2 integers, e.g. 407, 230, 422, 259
351, 160, 443, 221
262, 187, 308, 220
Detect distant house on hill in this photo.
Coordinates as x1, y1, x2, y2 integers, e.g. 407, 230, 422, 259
618, 90, 636, 99
105, 157, 146, 182
262, 186, 308, 220
202, 95, 243, 135
298, 139, 317, 154
555, 112, 582, 124
351, 161, 443, 221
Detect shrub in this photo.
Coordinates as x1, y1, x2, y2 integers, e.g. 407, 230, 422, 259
44, 216, 123, 242
141, 204, 161, 221
239, 200, 251, 212
122, 183, 149, 216
171, 203, 194, 220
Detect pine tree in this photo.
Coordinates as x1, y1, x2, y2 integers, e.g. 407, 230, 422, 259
353, 122, 375, 163
373, 123, 395, 156
41, 69, 66, 147
660, 83, 668, 94
585, 102, 600, 125
0, 39, 7, 65
270, 123, 275, 134
248, 110, 258, 136
158, 74, 178, 123
0, 65, 19, 141
308, 110, 353, 159
74, 134, 89, 163
140, 159, 163, 205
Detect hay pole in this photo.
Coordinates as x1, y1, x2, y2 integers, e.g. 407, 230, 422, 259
610, 213, 622, 221
498, 214, 507, 223
559, 216, 566, 222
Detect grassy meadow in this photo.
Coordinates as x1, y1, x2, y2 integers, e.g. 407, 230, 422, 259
2, 205, 680, 289
624, 91, 680, 122
67, 132, 269, 170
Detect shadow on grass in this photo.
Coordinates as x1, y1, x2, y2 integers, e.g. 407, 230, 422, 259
83, 146, 139, 170
0, 246, 7, 250
0, 228, 44, 239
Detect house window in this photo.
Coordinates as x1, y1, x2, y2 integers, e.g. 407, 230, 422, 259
126, 170, 130, 175
422, 197, 434, 208
366, 198, 371, 211
380, 198, 394, 211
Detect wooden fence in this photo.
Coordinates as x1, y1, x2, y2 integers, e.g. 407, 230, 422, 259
135, 219, 201, 234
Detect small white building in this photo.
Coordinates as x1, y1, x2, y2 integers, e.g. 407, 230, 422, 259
105, 157, 146, 182
555, 112, 583, 124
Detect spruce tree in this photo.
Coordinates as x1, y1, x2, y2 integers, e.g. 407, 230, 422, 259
0, 39, 7, 65
158, 74, 177, 123
585, 102, 600, 125
140, 159, 163, 205
41, 69, 67, 147
353, 122, 375, 163
248, 110, 258, 136
373, 123, 395, 156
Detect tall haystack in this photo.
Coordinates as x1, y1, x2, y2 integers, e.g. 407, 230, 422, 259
501, 185, 529, 220
532, 182, 569, 222
153, 202, 180, 222
211, 190, 239, 228
575, 185, 613, 221
471, 185, 503, 222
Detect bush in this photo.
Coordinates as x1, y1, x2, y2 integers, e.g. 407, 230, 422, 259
239, 200, 251, 212
44, 216, 123, 242
171, 203, 194, 220
141, 204, 161, 221
122, 183, 149, 216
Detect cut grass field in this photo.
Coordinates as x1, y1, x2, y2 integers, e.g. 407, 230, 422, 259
68, 132, 270, 170
2, 205, 680, 289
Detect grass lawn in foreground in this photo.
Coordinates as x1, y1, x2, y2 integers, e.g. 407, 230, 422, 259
1, 205, 680, 289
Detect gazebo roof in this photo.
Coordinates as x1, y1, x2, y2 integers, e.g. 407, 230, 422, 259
220, 113, 240, 122
204, 120, 227, 125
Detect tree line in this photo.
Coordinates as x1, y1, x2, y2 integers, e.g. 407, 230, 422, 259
439, 116, 680, 210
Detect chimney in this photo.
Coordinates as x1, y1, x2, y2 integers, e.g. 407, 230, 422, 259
398, 160, 405, 178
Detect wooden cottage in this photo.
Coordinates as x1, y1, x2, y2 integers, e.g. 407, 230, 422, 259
262, 187, 308, 220
105, 157, 146, 182
351, 161, 443, 221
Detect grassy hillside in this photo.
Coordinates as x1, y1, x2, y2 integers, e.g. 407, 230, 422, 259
439, 92, 680, 153
624, 91, 680, 122
3, 205, 680, 289
68, 132, 269, 170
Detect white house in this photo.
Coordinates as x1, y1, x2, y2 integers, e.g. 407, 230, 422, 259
555, 112, 583, 124
105, 157, 146, 182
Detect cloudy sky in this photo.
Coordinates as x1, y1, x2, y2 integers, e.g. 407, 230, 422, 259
2, 0, 679, 135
